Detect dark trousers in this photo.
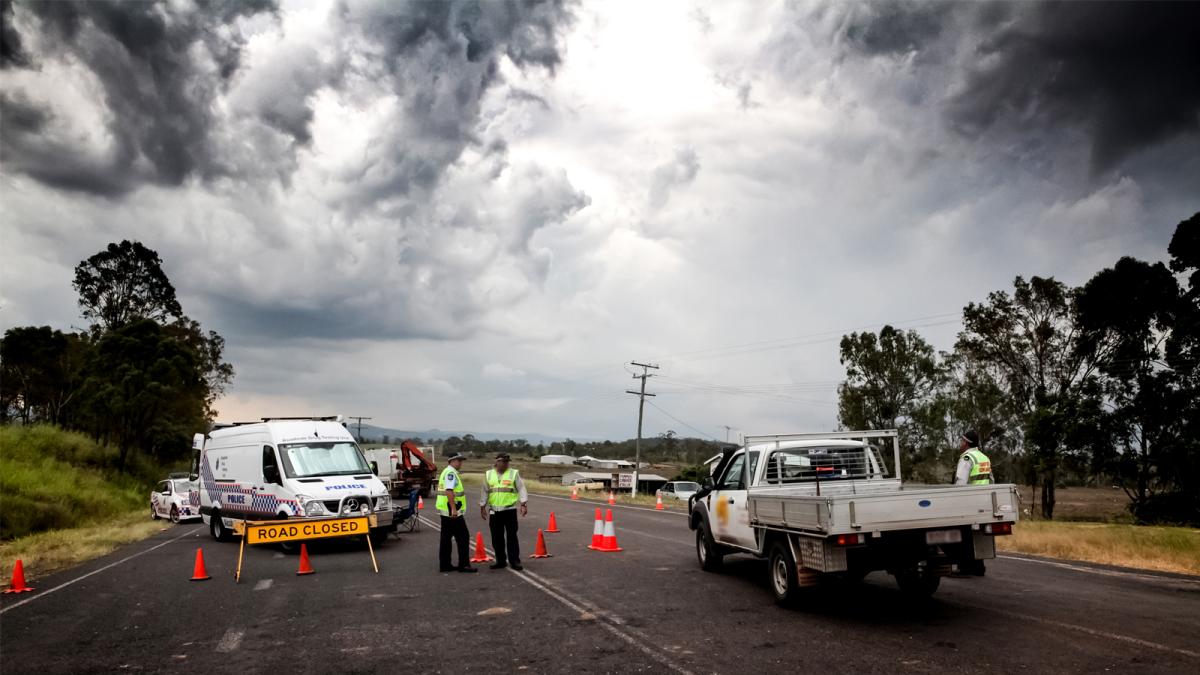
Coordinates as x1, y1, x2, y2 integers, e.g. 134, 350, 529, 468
439, 515, 469, 569
488, 509, 520, 565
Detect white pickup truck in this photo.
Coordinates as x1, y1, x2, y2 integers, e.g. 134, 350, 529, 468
688, 430, 1019, 605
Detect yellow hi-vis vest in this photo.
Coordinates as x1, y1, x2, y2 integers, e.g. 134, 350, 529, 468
961, 449, 993, 485
436, 466, 465, 514
486, 468, 520, 510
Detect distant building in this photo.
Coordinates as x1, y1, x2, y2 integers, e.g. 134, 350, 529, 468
539, 454, 575, 465
562, 471, 669, 493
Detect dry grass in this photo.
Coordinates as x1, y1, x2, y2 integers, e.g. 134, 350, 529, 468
0, 511, 168, 584
1015, 485, 1133, 522
998, 520, 1200, 575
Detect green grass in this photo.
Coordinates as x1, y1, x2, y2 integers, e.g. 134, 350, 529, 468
998, 520, 1200, 575
0, 425, 152, 540
0, 513, 169, 583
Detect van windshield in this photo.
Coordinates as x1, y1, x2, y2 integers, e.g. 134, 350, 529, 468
279, 442, 370, 478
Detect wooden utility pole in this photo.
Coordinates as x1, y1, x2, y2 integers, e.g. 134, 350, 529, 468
625, 361, 659, 497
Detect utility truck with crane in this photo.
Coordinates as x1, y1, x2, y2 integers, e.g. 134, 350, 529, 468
688, 430, 1019, 605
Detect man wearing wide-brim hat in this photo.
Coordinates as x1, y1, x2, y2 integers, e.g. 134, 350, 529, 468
480, 453, 528, 571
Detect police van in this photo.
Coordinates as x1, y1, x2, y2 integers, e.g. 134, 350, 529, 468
192, 416, 394, 546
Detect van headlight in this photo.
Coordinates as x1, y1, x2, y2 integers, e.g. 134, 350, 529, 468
298, 496, 327, 516
375, 494, 391, 511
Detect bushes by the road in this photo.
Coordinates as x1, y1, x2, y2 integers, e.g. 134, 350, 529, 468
0, 425, 154, 540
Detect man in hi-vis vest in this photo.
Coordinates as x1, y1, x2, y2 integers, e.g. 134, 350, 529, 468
480, 453, 528, 571
437, 453, 476, 573
953, 429, 992, 485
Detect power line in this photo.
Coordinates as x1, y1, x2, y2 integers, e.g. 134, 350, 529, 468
646, 400, 721, 441
347, 416, 372, 442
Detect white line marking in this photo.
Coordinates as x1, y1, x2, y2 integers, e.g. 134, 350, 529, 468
253, 578, 273, 591
215, 628, 244, 653
976, 605, 1198, 660
418, 516, 692, 674
997, 554, 1200, 585
0, 526, 203, 615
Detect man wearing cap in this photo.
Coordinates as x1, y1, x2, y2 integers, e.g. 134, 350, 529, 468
437, 453, 476, 573
480, 453, 528, 571
953, 430, 993, 486
953, 430, 991, 576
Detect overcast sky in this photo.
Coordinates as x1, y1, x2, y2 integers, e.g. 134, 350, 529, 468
2, 0, 1198, 441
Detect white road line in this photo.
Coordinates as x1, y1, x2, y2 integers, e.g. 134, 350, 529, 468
997, 554, 1200, 585
418, 516, 692, 674
253, 578, 273, 591
530, 492, 689, 517
215, 628, 244, 653
0, 526, 203, 615
976, 605, 1199, 660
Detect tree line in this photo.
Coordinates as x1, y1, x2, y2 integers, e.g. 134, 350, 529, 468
1, 241, 233, 473
838, 213, 1200, 524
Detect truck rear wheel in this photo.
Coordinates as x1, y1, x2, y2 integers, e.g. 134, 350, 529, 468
696, 523, 724, 572
768, 540, 801, 607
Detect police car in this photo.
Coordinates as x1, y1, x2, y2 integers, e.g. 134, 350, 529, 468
150, 476, 201, 523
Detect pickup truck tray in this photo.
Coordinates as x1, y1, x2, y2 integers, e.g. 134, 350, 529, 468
749, 483, 1020, 535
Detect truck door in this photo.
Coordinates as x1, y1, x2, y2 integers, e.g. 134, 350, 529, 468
711, 452, 756, 549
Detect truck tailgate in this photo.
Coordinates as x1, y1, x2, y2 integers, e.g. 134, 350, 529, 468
749, 484, 1020, 534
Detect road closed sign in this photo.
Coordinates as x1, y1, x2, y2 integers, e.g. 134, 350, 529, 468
244, 516, 370, 544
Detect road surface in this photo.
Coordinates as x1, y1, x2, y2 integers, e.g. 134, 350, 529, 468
3, 493, 1197, 673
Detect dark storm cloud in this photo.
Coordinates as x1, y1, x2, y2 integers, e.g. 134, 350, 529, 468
1, 0, 276, 196
1, 0, 29, 67
835, 1, 1200, 172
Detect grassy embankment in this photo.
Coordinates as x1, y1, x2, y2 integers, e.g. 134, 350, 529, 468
0, 425, 172, 581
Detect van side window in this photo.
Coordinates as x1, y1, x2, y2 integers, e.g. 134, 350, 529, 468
263, 446, 280, 483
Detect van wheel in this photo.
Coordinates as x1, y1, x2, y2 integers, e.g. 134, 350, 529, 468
368, 528, 389, 548
210, 511, 233, 542
696, 522, 724, 572
768, 540, 801, 607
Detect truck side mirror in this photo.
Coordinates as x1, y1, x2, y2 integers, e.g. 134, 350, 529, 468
189, 473, 199, 482
370, 460, 379, 476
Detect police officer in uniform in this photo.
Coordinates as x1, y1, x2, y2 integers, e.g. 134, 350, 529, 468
953, 430, 992, 486
953, 429, 992, 576
437, 452, 476, 573
480, 453, 528, 571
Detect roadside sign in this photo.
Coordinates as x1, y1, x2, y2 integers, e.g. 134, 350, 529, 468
244, 517, 370, 544
232, 515, 380, 582
617, 473, 633, 489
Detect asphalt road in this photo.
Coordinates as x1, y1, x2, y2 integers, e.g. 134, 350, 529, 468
2, 493, 1198, 674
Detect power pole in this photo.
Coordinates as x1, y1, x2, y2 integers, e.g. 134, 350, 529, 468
625, 361, 658, 497
723, 425, 732, 443
348, 416, 372, 443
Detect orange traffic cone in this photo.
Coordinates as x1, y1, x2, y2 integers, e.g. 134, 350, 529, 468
546, 512, 560, 533
189, 548, 211, 581
655, 491, 665, 511
607, 491, 616, 506
417, 496, 425, 510
296, 543, 315, 575
587, 508, 604, 550
598, 509, 623, 552
470, 532, 493, 563
570, 484, 579, 500
3, 559, 34, 593
531, 528, 552, 558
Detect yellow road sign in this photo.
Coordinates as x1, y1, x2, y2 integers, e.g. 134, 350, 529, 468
243, 516, 371, 545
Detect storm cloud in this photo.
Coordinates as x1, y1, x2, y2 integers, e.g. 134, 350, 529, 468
832, 1, 1200, 172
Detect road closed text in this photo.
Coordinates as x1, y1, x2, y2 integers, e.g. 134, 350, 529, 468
245, 517, 370, 544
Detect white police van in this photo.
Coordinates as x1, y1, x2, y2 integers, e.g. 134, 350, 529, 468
193, 416, 394, 546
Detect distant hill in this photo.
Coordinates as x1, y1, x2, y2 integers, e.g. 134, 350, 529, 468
353, 423, 591, 446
